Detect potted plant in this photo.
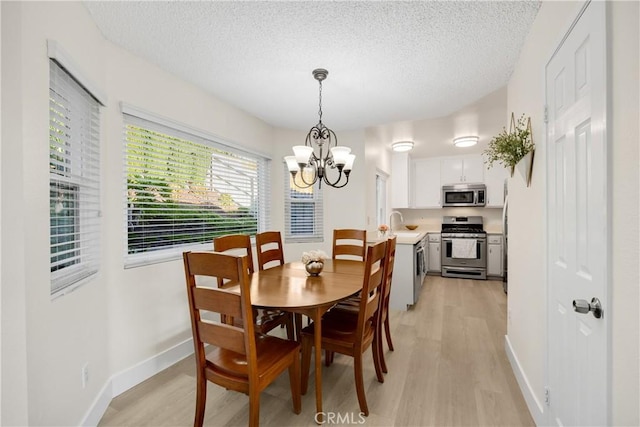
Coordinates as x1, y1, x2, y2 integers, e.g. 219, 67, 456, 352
484, 113, 535, 184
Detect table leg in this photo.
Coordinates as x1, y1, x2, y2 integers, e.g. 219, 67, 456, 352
294, 313, 303, 343
313, 307, 323, 424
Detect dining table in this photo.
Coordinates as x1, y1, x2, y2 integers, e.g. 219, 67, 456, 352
247, 259, 365, 422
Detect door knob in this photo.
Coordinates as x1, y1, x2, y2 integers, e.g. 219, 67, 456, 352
572, 297, 603, 319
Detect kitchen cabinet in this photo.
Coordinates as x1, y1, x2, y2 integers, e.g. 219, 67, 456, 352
412, 158, 441, 208
427, 233, 441, 272
391, 152, 411, 208
441, 155, 484, 185
487, 234, 503, 277
484, 164, 509, 207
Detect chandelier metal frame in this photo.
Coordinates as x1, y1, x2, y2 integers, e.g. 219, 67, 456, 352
285, 68, 354, 189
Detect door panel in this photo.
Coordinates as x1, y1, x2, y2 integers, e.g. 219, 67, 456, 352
546, 2, 608, 426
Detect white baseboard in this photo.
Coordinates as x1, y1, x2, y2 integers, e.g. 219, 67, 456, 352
80, 338, 194, 426
505, 335, 547, 426
80, 379, 113, 427
111, 338, 193, 396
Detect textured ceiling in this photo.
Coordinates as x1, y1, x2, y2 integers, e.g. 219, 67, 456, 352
83, 1, 540, 131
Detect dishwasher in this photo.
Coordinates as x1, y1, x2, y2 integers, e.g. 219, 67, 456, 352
414, 235, 428, 302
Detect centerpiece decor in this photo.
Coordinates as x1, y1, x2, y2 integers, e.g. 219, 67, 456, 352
378, 224, 389, 239
484, 113, 535, 186
301, 250, 328, 276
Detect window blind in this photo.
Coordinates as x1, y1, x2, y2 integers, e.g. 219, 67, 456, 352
49, 59, 101, 294
284, 166, 324, 243
123, 113, 270, 267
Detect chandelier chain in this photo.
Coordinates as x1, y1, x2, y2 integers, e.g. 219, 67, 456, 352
318, 80, 323, 124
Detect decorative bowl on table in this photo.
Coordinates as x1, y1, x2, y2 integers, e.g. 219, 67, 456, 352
301, 250, 328, 276
405, 225, 418, 230
305, 261, 324, 276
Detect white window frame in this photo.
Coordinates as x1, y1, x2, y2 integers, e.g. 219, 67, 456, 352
48, 40, 105, 297
122, 105, 271, 268
284, 165, 324, 243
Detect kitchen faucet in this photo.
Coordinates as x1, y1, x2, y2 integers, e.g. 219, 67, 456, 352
389, 211, 404, 235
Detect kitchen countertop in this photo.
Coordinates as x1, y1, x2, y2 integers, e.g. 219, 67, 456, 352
368, 225, 503, 245
367, 226, 440, 245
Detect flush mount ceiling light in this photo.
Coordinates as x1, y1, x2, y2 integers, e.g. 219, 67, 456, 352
391, 141, 414, 152
284, 68, 354, 189
453, 136, 479, 147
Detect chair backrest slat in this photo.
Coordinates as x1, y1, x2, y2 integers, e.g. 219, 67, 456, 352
193, 287, 243, 319
332, 229, 367, 261
356, 240, 387, 339
213, 234, 254, 287
198, 320, 246, 355
255, 231, 285, 271
382, 236, 398, 306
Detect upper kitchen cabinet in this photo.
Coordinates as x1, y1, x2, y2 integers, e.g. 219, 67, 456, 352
440, 155, 484, 185
484, 163, 509, 207
413, 158, 441, 208
391, 152, 411, 208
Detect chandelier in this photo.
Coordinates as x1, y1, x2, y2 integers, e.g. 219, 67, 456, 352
284, 68, 355, 189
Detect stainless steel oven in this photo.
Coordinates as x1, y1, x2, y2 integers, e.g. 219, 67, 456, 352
440, 216, 487, 280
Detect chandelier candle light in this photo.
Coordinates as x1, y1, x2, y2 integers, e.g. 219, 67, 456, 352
284, 68, 355, 188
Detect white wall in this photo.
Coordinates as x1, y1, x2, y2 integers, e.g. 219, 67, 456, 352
608, 1, 639, 423
0, 2, 277, 425
364, 126, 393, 233
506, 1, 639, 425
2, 2, 110, 425
368, 86, 508, 159
103, 37, 274, 382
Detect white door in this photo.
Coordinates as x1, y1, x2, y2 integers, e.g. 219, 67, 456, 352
546, 1, 608, 426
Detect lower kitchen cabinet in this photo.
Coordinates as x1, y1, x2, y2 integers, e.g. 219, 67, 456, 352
427, 233, 441, 272
487, 234, 503, 277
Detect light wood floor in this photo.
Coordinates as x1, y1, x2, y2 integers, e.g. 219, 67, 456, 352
99, 276, 534, 426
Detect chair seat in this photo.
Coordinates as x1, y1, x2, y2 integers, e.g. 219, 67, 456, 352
256, 308, 287, 326
230, 308, 289, 329
333, 294, 361, 313
206, 334, 300, 378
301, 310, 374, 347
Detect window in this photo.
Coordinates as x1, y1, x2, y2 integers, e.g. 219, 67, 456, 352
284, 167, 323, 242
49, 59, 101, 295
123, 110, 270, 266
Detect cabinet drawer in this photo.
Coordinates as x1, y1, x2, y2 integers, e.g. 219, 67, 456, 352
488, 235, 502, 244
428, 234, 441, 243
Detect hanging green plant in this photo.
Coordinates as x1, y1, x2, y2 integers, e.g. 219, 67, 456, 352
484, 113, 534, 177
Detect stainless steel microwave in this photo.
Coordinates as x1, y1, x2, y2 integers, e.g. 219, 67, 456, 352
442, 184, 486, 207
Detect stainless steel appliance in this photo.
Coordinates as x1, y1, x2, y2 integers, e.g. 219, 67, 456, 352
442, 183, 486, 207
441, 216, 487, 280
414, 235, 428, 302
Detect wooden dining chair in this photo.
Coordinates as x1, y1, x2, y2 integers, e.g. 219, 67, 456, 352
332, 229, 367, 260
255, 231, 298, 338
300, 240, 387, 417
329, 236, 397, 375
255, 231, 285, 271
376, 236, 397, 374
183, 251, 301, 427
214, 234, 294, 340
